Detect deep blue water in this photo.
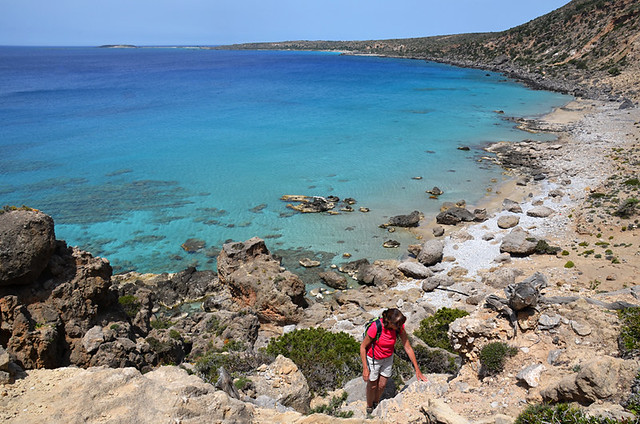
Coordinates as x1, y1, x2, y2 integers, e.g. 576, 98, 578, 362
0, 46, 571, 278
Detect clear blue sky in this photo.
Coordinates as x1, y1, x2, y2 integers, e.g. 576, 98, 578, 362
1, 0, 571, 46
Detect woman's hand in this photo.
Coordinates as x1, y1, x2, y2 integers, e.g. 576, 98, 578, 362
415, 369, 428, 382
362, 368, 370, 382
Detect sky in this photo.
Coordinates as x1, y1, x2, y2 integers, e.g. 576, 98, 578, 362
0, 0, 572, 46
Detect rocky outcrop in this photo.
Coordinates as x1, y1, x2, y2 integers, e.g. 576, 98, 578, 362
386, 210, 422, 227
250, 355, 311, 413
318, 271, 348, 290
541, 357, 640, 405
0, 209, 56, 287
0, 236, 141, 370
0, 366, 255, 423
500, 227, 538, 256
217, 237, 307, 325
436, 207, 475, 226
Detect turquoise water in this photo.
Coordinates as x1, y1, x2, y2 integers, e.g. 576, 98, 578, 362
0, 47, 571, 275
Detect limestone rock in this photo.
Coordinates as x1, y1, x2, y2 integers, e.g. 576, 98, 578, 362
571, 320, 592, 336
0, 209, 56, 286
541, 357, 640, 404
502, 199, 523, 213
357, 264, 396, 288
432, 226, 445, 237
417, 240, 444, 266
480, 268, 523, 289
250, 355, 311, 413
398, 262, 434, 279
422, 398, 471, 424
497, 215, 520, 229
217, 238, 307, 325
436, 207, 475, 226
517, 363, 546, 388
387, 210, 422, 227
0, 366, 255, 423
500, 227, 538, 256
318, 271, 348, 290
527, 206, 554, 218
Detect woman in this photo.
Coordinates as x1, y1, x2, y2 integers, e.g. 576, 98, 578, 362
360, 308, 427, 414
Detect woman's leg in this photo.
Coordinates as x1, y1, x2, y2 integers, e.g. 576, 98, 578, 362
374, 375, 388, 405
366, 378, 378, 408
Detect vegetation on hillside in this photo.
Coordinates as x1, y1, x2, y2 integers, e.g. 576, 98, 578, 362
216, 0, 640, 99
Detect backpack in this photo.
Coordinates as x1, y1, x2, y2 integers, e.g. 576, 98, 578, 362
364, 318, 383, 360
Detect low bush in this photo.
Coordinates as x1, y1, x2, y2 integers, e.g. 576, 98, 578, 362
118, 295, 141, 318
614, 198, 639, 219
478, 342, 518, 376
618, 307, 640, 358
150, 317, 175, 329
515, 403, 627, 423
194, 350, 271, 386
308, 392, 353, 418
413, 308, 469, 352
564, 261, 575, 268
265, 327, 360, 394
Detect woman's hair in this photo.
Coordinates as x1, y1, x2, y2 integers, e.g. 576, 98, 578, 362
382, 308, 406, 329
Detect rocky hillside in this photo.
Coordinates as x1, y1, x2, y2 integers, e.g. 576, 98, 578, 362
216, 0, 640, 100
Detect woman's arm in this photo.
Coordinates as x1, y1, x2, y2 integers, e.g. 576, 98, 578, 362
399, 328, 428, 382
360, 334, 372, 381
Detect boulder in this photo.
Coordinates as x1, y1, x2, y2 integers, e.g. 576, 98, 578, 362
527, 205, 554, 218
500, 227, 538, 256
432, 226, 445, 237
427, 187, 444, 196
422, 275, 454, 292
0, 209, 56, 286
417, 240, 444, 266
502, 199, 523, 213
436, 207, 475, 226
250, 355, 311, 413
541, 357, 640, 404
218, 238, 307, 325
497, 215, 520, 229
479, 268, 523, 289
387, 210, 422, 227
357, 264, 395, 288
422, 398, 471, 424
504, 272, 547, 311
318, 271, 348, 290
517, 363, 546, 388
474, 208, 487, 222
398, 262, 433, 279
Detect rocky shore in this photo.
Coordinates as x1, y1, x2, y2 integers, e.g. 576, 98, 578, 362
1, 97, 640, 423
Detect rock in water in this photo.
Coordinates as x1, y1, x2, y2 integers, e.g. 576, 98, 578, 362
0, 209, 56, 286
387, 210, 422, 227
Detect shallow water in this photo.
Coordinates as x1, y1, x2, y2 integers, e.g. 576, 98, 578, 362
0, 47, 572, 276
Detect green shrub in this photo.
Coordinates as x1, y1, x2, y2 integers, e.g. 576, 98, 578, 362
479, 342, 518, 376
564, 261, 575, 269
614, 199, 639, 219
562, 250, 570, 256
194, 351, 270, 386
265, 327, 360, 394
150, 317, 175, 329
624, 178, 640, 187
308, 392, 354, 418
169, 329, 181, 340
619, 307, 640, 358
535, 240, 561, 255
414, 308, 469, 353
118, 295, 141, 318
515, 403, 624, 423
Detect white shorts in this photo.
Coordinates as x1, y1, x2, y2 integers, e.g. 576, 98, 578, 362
366, 354, 393, 381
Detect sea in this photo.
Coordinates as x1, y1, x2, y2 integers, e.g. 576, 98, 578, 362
0, 46, 572, 283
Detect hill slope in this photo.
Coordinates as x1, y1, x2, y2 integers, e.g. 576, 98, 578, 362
217, 0, 640, 100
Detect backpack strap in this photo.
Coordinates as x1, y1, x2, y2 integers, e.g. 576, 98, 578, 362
370, 319, 382, 361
